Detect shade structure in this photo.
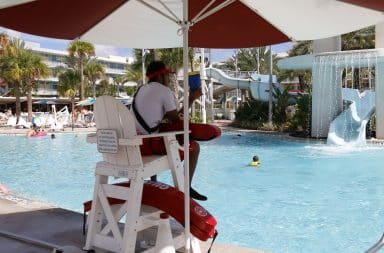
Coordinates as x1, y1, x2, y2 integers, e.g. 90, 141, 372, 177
2, 1, 384, 252
0, 0, 384, 49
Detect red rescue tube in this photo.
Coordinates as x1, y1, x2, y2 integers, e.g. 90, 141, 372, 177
83, 180, 217, 241
159, 121, 221, 141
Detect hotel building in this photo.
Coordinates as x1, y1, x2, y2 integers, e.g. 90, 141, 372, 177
0, 42, 133, 100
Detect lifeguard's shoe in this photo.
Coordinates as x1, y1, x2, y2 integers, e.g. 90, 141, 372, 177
190, 187, 207, 201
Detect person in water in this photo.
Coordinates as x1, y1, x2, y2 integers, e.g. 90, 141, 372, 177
132, 60, 207, 201
27, 123, 38, 137
250, 155, 260, 166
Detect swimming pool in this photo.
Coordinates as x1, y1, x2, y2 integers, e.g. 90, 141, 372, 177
1, 131, 384, 253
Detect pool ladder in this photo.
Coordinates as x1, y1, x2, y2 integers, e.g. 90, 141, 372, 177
365, 233, 384, 253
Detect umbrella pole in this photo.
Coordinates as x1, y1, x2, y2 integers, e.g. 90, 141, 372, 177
268, 45, 273, 124
182, 0, 191, 252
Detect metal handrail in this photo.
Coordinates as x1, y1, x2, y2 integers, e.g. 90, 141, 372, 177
365, 233, 384, 253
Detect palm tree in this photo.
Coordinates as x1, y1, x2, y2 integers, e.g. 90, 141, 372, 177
124, 66, 142, 86
58, 69, 81, 130
0, 33, 10, 55
21, 50, 50, 121
84, 60, 105, 98
341, 26, 375, 88
0, 33, 10, 96
67, 40, 95, 101
342, 26, 374, 51
219, 47, 279, 76
158, 48, 195, 107
278, 41, 313, 90
131, 49, 155, 74
0, 38, 26, 124
113, 75, 125, 97
158, 48, 195, 71
98, 78, 114, 96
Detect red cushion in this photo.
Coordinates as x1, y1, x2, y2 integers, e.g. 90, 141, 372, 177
139, 137, 153, 156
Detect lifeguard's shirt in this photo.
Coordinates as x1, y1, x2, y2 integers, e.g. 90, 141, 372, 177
134, 82, 176, 134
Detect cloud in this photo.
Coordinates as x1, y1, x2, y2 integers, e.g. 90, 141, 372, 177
210, 49, 235, 62
0, 28, 21, 38
94, 44, 119, 57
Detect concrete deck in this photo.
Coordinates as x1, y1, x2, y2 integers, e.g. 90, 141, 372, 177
0, 193, 268, 253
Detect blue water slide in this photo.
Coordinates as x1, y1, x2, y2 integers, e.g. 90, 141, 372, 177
205, 67, 279, 102
327, 88, 375, 145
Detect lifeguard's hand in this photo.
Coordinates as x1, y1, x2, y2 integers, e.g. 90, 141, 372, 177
190, 88, 202, 100
182, 87, 203, 112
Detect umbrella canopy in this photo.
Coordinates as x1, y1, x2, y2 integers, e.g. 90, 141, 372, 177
0, 0, 383, 49
2, 1, 383, 251
339, 0, 384, 11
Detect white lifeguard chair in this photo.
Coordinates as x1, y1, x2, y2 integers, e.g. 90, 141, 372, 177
84, 96, 201, 253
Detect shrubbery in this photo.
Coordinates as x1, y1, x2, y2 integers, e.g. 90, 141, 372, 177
231, 90, 312, 135
287, 94, 311, 135
231, 98, 269, 129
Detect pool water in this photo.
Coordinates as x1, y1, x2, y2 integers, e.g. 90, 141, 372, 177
1, 131, 384, 253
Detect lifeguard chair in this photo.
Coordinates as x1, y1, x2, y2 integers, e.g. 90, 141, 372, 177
83, 95, 206, 253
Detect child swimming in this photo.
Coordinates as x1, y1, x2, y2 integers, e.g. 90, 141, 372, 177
250, 155, 260, 166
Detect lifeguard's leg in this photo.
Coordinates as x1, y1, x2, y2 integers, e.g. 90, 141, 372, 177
189, 141, 200, 182
188, 141, 207, 201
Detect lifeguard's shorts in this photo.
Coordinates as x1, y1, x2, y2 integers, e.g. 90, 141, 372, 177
139, 122, 220, 159
140, 136, 197, 160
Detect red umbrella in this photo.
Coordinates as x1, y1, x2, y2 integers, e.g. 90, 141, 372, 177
1, 1, 383, 252
338, 0, 384, 11
0, 0, 383, 49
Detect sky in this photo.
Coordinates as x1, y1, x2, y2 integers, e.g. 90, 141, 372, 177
0, 27, 293, 62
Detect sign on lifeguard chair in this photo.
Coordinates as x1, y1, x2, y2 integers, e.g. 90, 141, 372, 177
97, 129, 118, 154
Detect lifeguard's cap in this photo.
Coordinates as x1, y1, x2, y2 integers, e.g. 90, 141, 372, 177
146, 61, 175, 80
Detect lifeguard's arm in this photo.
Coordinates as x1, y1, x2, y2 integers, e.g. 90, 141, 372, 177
164, 109, 180, 123
178, 88, 202, 115
27, 130, 35, 137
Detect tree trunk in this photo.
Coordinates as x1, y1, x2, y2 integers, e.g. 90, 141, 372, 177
153, 49, 160, 61
169, 73, 180, 110
80, 57, 84, 101
15, 82, 21, 125
353, 68, 360, 90
92, 81, 96, 98
27, 82, 33, 122
299, 75, 305, 90
71, 98, 75, 131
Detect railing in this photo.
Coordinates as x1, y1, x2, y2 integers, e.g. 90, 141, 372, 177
105, 68, 126, 75
221, 70, 254, 79
365, 233, 384, 253
33, 89, 58, 96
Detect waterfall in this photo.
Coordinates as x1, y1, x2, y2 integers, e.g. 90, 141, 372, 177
311, 49, 378, 145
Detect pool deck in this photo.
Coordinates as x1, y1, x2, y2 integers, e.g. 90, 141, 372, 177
0, 192, 269, 253
0, 123, 270, 253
